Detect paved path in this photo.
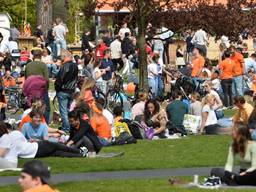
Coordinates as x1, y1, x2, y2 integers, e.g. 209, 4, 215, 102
0, 167, 239, 186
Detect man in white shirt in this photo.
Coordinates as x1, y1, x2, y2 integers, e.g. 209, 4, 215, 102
119, 22, 131, 40
192, 28, 208, 56
110, 36, 123, 71
53, 18, 67, 56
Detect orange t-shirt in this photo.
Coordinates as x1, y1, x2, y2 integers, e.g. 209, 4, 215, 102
219, 58, 235, 80
191, 56, 205, 77
251, 75, 256, 93
24, 184, 58, 192
90, 115, 111, 139
231, 52, 244, 76
19, 115, 46, 130
3, 77, 16, 87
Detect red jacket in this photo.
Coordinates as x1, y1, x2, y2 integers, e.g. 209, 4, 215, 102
95, 43, 107, 61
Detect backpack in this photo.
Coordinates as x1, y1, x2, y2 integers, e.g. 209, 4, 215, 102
121, 119, 146, 139
112, 132, 137, 145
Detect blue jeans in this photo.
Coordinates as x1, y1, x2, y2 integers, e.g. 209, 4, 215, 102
148, 77, 157, 97
232, 75, 244, 96
49, 41, 57, 59
43, 92, 51, 124
98, 137, 111, 146
56, 39, 67, 56
57, 91, 72, 132
156, 75, 164, 98
48, 64, 59, 78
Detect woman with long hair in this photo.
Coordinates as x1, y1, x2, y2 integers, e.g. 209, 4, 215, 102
211, 123, 256, 186
142, 99, 167, 139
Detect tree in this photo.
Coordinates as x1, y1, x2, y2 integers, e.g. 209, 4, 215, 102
84, 0, 256, 89
36, 0, 53, 35
0, 0, 36, 31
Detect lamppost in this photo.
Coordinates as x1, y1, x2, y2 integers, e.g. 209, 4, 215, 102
74, 12, 84, 44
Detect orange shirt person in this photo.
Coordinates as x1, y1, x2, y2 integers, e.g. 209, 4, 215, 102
219, 50, 235, 107
191, 48, 205, 77
230, 48, 244, 77
90, 103, 111, 145
3, 71, 16, 88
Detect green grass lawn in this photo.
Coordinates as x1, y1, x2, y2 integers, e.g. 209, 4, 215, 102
0, 135, 231, 176
0, 178, 254, 192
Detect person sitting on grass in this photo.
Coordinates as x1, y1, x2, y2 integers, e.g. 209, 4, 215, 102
112, 105, 132, 138
200, 94, 219, 135
189, 92, 202, 116
18, 160, 59, 192
78, 77, 96, 108
142, 99, 167, 139
21, 109, 49, 141
131, 91, 148, 121
90, 102, 112, 146
67, 109, 102, 155
166, 91, 188, 135
211, 123, 256, 186
233, 96, 253, 125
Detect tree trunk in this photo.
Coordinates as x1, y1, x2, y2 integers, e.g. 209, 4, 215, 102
36, 0, 53, 35
137, 0, 148, 90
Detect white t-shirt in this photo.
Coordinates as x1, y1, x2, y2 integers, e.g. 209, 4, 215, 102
202, 105, 217, 126
53, 24, 66, 41
212, 79, 221, 91
147, 63, 158, 79
110, 39, 122, 59
8, 131, 38, 159
41, 55, 53, 64
192, 29, 207, 46
119, 27, 131, 39
93, 67, 103, 82
103, 109, 114, 126
0, 134, 18, 164
21, 108, 32, 119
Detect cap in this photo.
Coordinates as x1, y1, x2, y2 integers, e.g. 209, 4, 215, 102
22, 160, 51, 184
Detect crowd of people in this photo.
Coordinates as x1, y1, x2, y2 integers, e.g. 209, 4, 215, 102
1, 19, 256, 187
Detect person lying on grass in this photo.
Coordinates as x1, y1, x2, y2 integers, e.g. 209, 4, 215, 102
19, 98, 65, 139
0, 121, 87, 169
211, 122, 256, 186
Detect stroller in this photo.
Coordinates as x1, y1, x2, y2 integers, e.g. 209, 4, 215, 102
170, 75, 206, 100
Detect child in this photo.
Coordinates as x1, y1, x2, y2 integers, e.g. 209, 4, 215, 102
189, 92, 202, 116
99, 49, 114, 94
112, 105, 132, 140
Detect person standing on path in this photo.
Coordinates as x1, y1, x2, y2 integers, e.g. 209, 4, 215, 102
55, 49, 78, 132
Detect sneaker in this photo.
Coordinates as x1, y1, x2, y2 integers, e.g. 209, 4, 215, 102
203, 176, 221, 186
87, 151, 97, 158
80, 146, 88, 157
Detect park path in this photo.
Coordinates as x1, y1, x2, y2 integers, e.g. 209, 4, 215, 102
0, 167, 239, 186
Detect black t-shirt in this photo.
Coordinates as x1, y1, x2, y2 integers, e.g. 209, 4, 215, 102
47, 28, 55, 44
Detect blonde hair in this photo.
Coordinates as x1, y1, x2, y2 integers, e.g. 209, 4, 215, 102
202, 94, 215, 106
78, 77, 96, 101
138, 92, 148, 101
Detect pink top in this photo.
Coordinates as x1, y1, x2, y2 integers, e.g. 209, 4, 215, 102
131, 101, 145, 120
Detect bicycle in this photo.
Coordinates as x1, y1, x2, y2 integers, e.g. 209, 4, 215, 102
5, 86, 26, 114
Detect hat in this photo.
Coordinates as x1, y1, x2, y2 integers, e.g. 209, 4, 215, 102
22, 160, 51, 184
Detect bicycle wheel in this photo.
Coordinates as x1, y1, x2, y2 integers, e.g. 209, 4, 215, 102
107, 91, 123, 113
53, 95, 59, 112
